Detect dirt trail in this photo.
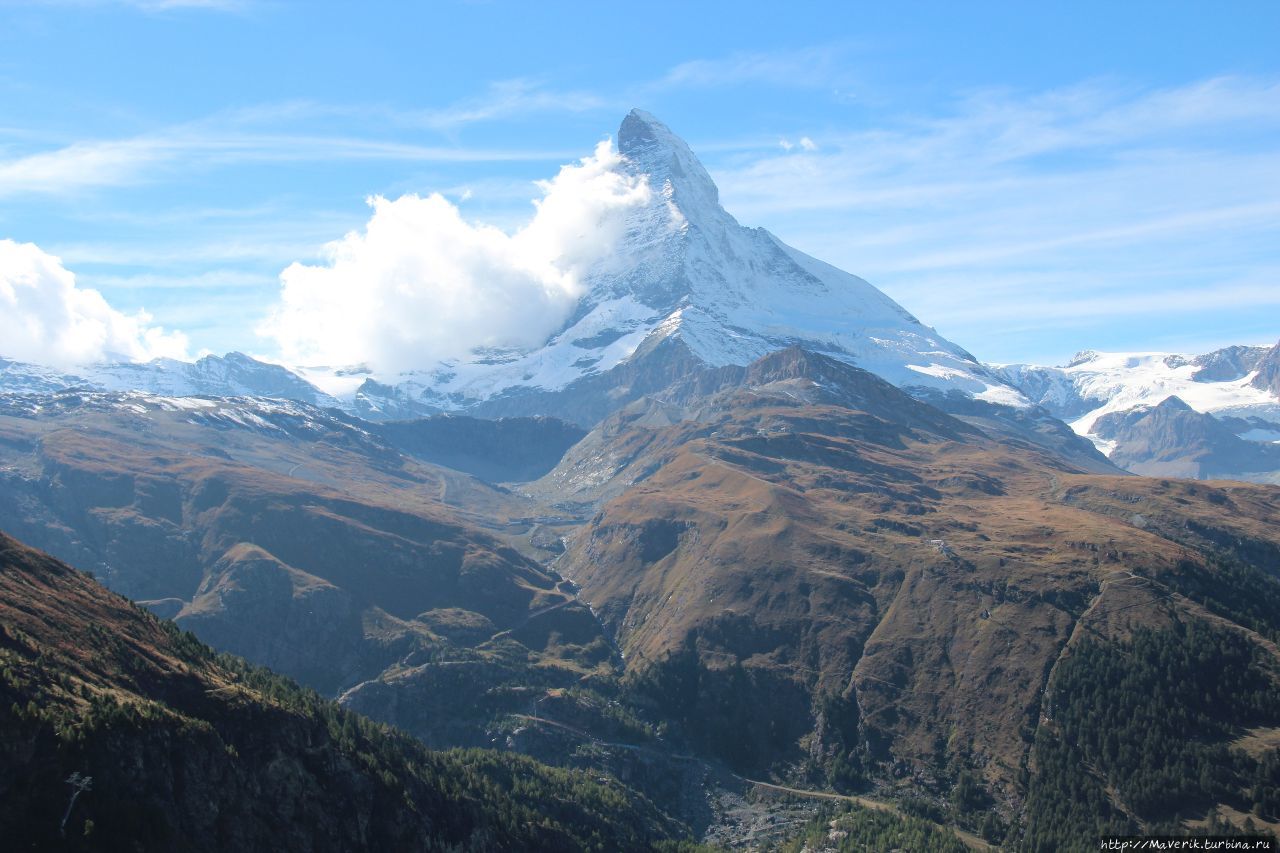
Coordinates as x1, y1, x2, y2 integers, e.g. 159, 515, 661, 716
487, 595, 576, 642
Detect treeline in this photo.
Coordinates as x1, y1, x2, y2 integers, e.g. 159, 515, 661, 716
1021, 619, 1280, 851
1160, 557, 1280, 644
1, 598, 685, 851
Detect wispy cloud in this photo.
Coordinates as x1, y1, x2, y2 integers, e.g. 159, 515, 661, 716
7, 0, 251, 11
83, 269, 275, 290
215, 79, 614, 134
0, 74, 625, 199
901, 271, 1280, 326
0, 138, 168, 195
132, 0, 247, 9
409, 78, 611, 131
0, 45, 873, 201
708, 75, 1280, 362
656, 44, 857, 91
0, 126, 573, 198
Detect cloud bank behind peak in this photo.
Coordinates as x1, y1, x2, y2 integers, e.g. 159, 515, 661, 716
259, 139, 652, 375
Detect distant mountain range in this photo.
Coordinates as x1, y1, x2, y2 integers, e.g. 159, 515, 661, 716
998, 341, 1280, 482
0, 351, 339, 408
6, 337, 1276, 486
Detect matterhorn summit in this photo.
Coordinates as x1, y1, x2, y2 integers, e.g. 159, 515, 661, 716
345, 111, 1027, 421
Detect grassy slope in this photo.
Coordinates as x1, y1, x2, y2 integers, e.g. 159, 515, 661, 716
551, 354, 1280, 840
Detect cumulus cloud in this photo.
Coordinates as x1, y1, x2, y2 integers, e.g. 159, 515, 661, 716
0, 239, 189, 367
261, 139, 651, 374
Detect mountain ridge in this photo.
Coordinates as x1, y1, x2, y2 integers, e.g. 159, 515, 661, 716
0, 351, 339, 409
996, 340, 1280, 482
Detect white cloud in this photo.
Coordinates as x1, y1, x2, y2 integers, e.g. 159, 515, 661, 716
0, 239, 188, 367
260, 140, 651, 375
14, 0, 249, 11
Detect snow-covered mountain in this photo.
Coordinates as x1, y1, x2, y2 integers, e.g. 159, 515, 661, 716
0, 352, 338, 408
3, 111, 1024, 426
343, 110, 1025, 422
996, 341, 1280, 481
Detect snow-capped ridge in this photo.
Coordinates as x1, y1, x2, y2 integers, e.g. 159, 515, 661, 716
0, 351, 338, 409
995, 339, 1280, 481
618, 109, 720, 209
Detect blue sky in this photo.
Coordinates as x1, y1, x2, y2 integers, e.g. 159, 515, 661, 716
1, 0, 1278, 367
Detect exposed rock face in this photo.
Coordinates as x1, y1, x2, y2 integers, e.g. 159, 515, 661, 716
1093, 395, 1280, 480
1252, 340, 1280, 395
1191, 344, 1271, 382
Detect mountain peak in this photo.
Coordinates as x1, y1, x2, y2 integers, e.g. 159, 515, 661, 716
282, 112, 1028, 418
745, 345, 842, 385
1251, 338, 1280, 395
1066, 350, 1100, 367
618, 108, 719, 207
617, 109, 683, 156
618, 108, 665, 138
1155, 394, 1194, 412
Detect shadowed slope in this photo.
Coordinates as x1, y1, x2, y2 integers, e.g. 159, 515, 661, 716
0, 532, 684, 851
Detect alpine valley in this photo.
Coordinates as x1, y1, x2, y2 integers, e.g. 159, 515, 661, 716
2, 112, 1278, 851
